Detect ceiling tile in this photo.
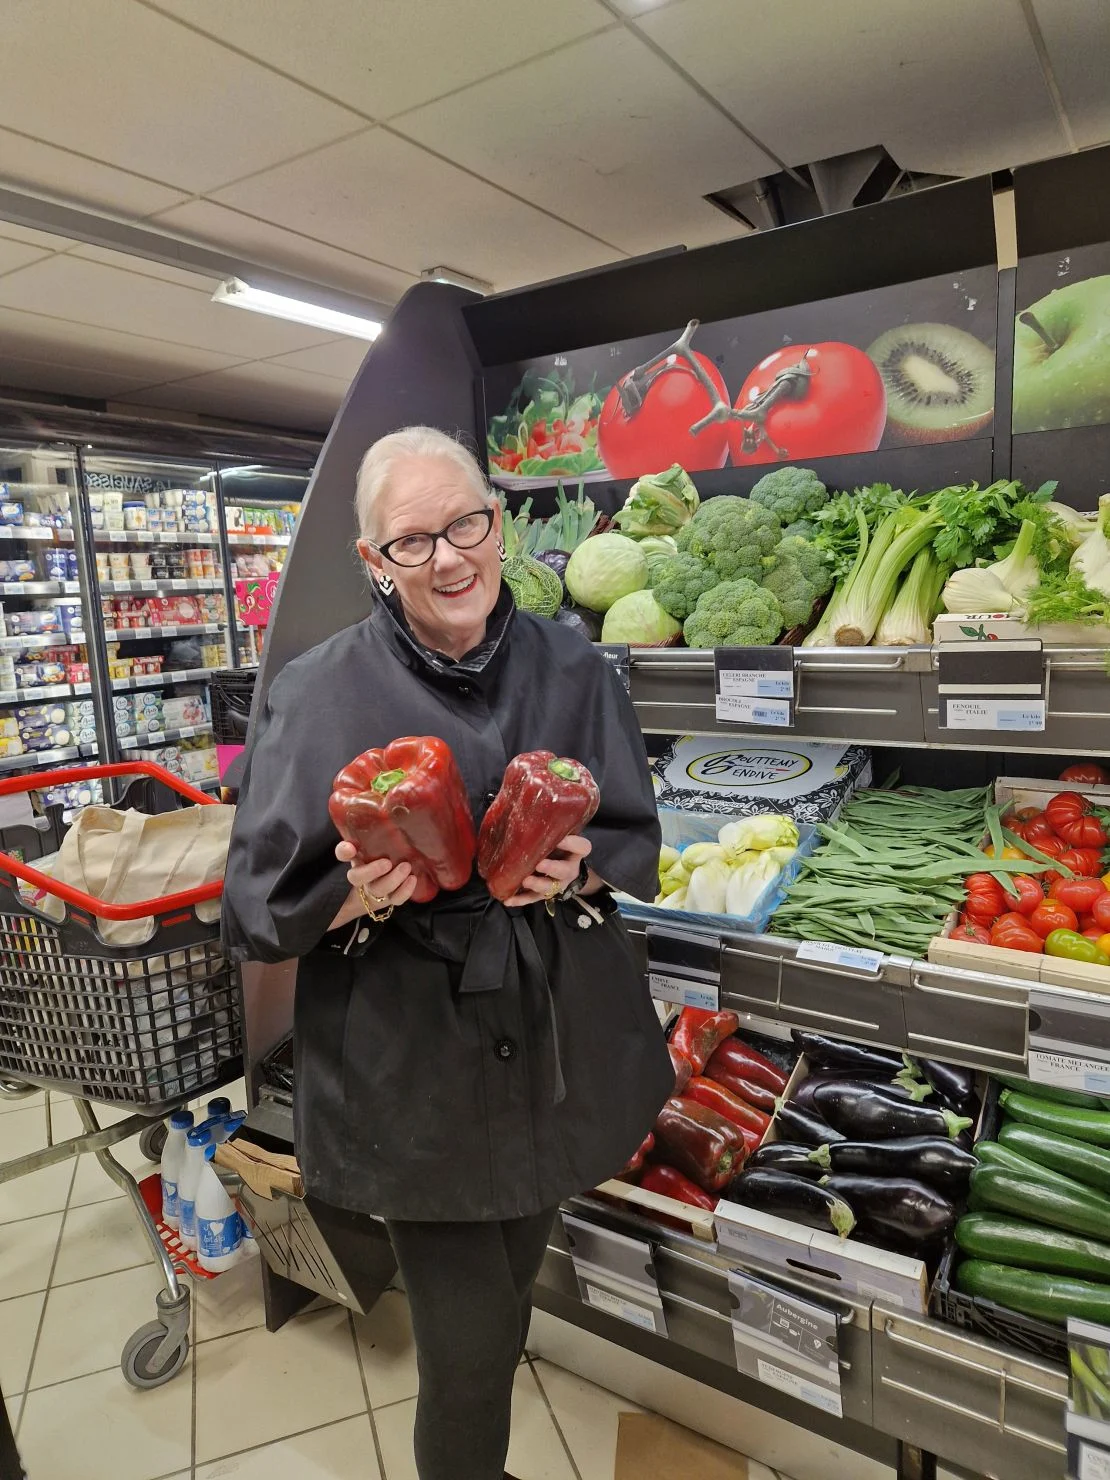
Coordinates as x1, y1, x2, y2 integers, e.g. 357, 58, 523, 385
210, 130, 620, 290
265, 339, 368, 380
0, 305, 242, 382
640, 0, 1068, 176
0, 355, 149, 400
397, 29, 768, 254
0, 221, 74, 253
607, 0, 681, 11
0, 126, 187, 219
0, 255, 339, 359
69, 244, 223, 292
145, 0, 612, 118
0, 0, 363, 195
147, 198, 417, 305
124, 361, 346, 432
1033, 0, 1110, 150
0, 240, 55, 277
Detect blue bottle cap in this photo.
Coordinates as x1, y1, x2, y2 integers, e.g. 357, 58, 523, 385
169, 1111, 194, 1131
186, 1127, 212, 1148
207, 1097, 232, 1117
225, 1112, 246, 1132
204, 1144, 217, 1162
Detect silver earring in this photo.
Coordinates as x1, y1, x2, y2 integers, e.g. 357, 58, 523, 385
377, 573, 395, 596
496, 539, 506, 561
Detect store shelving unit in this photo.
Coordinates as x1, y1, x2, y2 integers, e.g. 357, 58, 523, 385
220, 464, 305, 670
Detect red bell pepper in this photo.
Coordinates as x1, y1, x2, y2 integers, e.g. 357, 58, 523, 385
669, 1007, 740, 1074
701, 1058, 778, 1112
619, 1131, 654, 1178
477, 751, 600, 903
704, 1036, 788, 1094
653, 1096, 749, 1191
639, 1164, 719, 1212
668, 1043, 693, 1094
683, 1076, 771, 1137
328, 737, 476, 904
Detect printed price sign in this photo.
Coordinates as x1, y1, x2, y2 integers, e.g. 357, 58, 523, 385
715, 648, 794, 727
1029, 989, 1110, 1095
597, 643, 631, 693
645, 926, 721, 1012
729, 1271, 842, 1418
937, 639, 1045, 731
796, 940, 885, 975
562, 1215, 667, 1337
1067, 1319, 1110, 1479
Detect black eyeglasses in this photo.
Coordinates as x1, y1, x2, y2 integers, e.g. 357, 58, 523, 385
371, 507, 496, 568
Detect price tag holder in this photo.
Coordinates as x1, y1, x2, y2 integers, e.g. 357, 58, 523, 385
561, 1215, 667, 1337
597, 643, 631, 693
1029, 989, 1110, 1095
1067, 1319, 1110, 1478
715, 648, 794, 727
937, 639, 1045, 732
796, 940, 885, 975
728, 1270, 843, 1418
645, 925, 721, 1012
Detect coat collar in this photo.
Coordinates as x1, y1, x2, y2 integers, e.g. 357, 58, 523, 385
368, 581, 517, 688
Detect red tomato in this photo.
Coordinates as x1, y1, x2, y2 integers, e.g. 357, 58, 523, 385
1062, 815, 1109, 849
1083, 928, 1107, 943
964, 872, 1006, 925
1030, 834, 1069, 860
727, 342, 887, 465
991, 918, 1044, 952
1049, 876, 1108, 914
1060, 763, 1110, 786
953, 919, 991, 945
1091, 893, 1110, 932
1000, 875, 1043, 916
1046, 792, 1089, 833
1018, 812, 1057, 845
598, 354, 730, 478
1029, 899, 1079, 938
1057, 848, 1104, 876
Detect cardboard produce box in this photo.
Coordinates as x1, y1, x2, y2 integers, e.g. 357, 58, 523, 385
933, 611, 1110, 646
927, 777, 1110, 995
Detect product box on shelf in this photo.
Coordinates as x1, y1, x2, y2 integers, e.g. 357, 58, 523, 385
933, 611, 1110, 647
652, 737, 872, 824
147, 595, 203, 625
927, 776, 1110, 994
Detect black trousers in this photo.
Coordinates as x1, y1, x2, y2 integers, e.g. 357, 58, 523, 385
385, 1208, 557, 1480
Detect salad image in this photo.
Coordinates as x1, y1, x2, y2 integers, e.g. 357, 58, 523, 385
487, 367, 607, 480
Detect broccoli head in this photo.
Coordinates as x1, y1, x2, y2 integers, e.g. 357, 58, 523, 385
783, 518, 817, 541
683, 579, 784, 649
676, 496, 781, 583
749, 466, 828, 526
649, 552, 718, 621
761, 536, 834, 628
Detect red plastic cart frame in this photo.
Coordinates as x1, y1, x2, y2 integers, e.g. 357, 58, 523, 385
0, 762, 224, 922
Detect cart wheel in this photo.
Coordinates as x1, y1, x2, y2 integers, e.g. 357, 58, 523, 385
139, 1122, 167, 1163
120, 1321, 189, 1389
0, 1077, 34, 1101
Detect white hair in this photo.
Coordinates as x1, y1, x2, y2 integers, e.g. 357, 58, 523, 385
355, 426, 493, 541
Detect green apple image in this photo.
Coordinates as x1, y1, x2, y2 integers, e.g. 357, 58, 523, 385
1013, 273, 1110, 433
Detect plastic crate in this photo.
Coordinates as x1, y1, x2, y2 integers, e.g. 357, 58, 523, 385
208, 670, 255, 746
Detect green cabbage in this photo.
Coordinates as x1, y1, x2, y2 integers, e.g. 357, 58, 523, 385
565, 532, 648, 612
601, 590, 682, 646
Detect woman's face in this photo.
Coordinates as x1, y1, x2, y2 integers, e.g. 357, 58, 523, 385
359, 454, 503, 657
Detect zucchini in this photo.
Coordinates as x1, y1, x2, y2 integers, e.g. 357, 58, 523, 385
955, 1260, 1110, 1325
969, 1164, 1110, 1240
998, 1123, 1110, 1196
999, 1089, 1110, 1145
955, 1213, 1110, 1283
992, 1073, 1106, 1110
972, 1139, 1085, 1195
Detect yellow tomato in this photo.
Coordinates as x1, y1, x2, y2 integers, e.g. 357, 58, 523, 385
1098, 934, 1110, 958
986, 844, 1027, 860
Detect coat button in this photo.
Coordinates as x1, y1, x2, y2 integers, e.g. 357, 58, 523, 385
458, 683, 471, 697
356, 928, 370, 944
494, 1037, 517, 1062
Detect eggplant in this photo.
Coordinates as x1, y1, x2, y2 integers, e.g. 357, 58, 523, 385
822, 1174, 956, 1245
554, 605, 602, 642
908, 1057, 980, 1116
793, 1072, 931, 1114
791, 1032, 905, 1078
746, 1142, 827, 1180
810, 1137, 978, 1195
773, 1097, 844, 1147
536, 549, 570, 584
725, 1168, 855, 1238
812, 1081, 972, 1142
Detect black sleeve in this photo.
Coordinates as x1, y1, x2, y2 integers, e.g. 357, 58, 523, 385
220, 664, 353, 964
577, 658, 661, 902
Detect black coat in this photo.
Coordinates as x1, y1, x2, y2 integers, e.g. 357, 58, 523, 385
221, 589, 674, 1220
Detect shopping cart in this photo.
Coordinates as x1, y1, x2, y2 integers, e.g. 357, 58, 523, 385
0, 762, 242, 1389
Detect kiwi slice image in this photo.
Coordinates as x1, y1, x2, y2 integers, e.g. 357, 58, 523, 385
866, 323, 994, 443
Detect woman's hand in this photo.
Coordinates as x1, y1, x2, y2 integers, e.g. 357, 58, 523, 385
328, 841, 419, 930
503, 834, 594, 909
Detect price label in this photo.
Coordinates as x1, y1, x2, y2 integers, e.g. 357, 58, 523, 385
562, 1215, 667, 1338
1067, 1319, 1110, 1477
645, 926, 721, 1012
716, 694, 792, 727
729, 1271, 842, 1418
796, 940, 884, 974
597, 643, 631, 693
943, 698, 1046, 731
648, 971, 719, 1012
1030, 989, 1110, 1094
714, 648, 794, 727
937, 640, 1045, 731
718, 668, 793, 700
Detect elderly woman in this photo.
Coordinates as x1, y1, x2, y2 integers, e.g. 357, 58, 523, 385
222, 426, 672, 1480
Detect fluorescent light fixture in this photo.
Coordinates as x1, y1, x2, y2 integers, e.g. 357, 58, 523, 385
212, 277, 382, 340
420, 266, 492, 295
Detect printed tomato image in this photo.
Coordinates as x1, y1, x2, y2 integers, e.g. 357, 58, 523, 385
597, 320, 731, 478
727, 342, 887, 465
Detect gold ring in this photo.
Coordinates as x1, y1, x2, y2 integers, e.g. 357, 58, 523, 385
546, 880, 562, 900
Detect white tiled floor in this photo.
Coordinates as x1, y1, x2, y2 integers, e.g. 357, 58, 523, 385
0, 1084, 898, 1480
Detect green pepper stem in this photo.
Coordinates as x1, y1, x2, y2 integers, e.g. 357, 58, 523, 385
371, 769, 407, 793
547, 759, 580, 782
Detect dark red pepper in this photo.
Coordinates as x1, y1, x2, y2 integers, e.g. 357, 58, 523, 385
619, 1131, 654, 1177
701, 1059, 778, 1111
639, 1164, 719, 1211
704, 1036, 788, 1094
668, 1043, 693, 1094
477, 751, 600, 902
683, 1076, 771, 1137
329, 736, 476, 903
669, 1007, 741, 1074
653, 1096, 749, 1191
